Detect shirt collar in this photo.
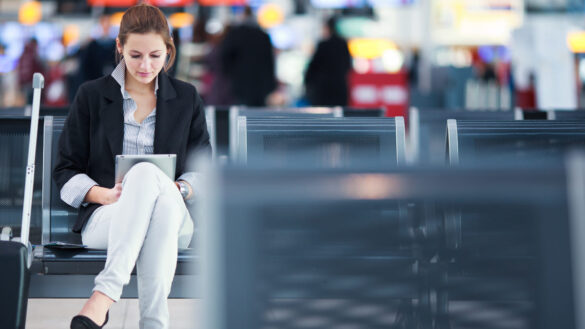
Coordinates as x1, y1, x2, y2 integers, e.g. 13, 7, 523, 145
111, 59, 159, 100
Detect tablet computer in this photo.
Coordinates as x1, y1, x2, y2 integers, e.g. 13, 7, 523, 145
115, 154, 177, 183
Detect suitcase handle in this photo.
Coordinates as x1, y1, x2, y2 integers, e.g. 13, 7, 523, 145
19, 73, 44, 268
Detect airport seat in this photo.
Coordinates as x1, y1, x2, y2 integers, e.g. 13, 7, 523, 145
234, 116, 407, 167
197, 166, 428, 328
446, 119, 585, 165
228, 106, 342, 163
205, 106, 385, 163
408, 107, 519, 165
197, 162, 579, 328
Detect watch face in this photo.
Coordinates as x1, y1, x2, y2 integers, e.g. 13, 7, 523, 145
180, 183, 189, 198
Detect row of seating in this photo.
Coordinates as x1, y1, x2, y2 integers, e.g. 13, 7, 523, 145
4, 105, 583, 165
226, 107, 585, 168
409, 107, 585, 164
194, 155, 585, 328
204, 106, 585, 165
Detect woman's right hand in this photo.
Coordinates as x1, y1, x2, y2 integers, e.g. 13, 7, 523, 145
85, 184, 122, 205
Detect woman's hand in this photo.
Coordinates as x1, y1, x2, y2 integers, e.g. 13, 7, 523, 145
85, 184, 122, 205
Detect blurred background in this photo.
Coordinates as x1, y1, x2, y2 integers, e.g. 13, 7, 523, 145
3, 0, 585, 115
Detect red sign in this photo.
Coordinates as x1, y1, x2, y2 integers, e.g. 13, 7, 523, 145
147, 0, 195, 6
198, 0, 246, 5
348, 71, 409, 118
87, 0, 137, 7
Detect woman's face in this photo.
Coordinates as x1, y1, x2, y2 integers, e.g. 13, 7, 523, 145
117, 32, 168, 86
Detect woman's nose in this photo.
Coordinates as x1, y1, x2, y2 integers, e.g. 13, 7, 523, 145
140, 57, 150, 69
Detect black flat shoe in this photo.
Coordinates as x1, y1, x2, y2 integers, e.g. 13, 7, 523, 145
70, 311, 109, 329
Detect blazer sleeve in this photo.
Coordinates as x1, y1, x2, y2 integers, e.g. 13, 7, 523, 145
53, 84, 92, 192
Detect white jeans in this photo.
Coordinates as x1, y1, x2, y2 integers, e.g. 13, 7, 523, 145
81, 162, 194, 329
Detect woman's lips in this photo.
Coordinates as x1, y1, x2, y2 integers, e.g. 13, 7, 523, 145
138, 72, 150, 77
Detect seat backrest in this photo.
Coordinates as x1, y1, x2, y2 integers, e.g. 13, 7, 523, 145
0, 106, 69, 117
204, 106, 231, 160
0, 107, 27, 116
228, 106, 342, 162
409, 107, 517, 164
550, 110, 585, 120
447, 119, 585, 165
40, 106, 69, 117
204, 106, 217, 160
198, 164, 576, 329
237, 116, 406, 167
341, 106, 385, 117
0, 116, 44, 243
41, 116, 80, 244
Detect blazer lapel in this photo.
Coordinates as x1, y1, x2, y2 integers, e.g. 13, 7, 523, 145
100, 76, 124, 157
154, 72, 178, 153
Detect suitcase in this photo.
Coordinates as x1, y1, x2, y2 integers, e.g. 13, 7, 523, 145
0, 73, 44, 329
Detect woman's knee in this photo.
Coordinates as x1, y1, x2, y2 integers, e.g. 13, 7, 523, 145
152, 194, 186, 229
123, 162, 164, 187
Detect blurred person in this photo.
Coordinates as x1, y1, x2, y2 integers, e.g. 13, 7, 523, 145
63, 46, 84, 105
53, 4, 211, 329
191, 13, 209, 44
44, 48, 68, 107
478, 62, 497, 83
304, 16, 351, 106
80, 14, 117, 82
203, 24, 233, 105
17, 38, 44, 105
219, 6, 277, 106
407, 48, 420, 88
0, 43, 7, 106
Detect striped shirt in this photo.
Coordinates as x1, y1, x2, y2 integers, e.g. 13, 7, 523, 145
60, 60, 197, 208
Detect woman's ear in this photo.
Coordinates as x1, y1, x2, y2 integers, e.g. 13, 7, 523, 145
116, 38, 123, 55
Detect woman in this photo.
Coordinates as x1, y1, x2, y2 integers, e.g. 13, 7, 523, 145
53, 4, 211, 329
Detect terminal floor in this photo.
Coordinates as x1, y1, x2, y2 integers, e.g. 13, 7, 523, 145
26, 299, 199, 328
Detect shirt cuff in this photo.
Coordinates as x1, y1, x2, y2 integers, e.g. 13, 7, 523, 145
60, 173, 98, 208
177, 172, 202, 204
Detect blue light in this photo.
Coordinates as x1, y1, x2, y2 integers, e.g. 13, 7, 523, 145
478, 45, 511, 63
478, 46, 494, 63
268, 25, 297, 50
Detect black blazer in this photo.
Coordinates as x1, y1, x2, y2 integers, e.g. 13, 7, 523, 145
53, 72, 211, 233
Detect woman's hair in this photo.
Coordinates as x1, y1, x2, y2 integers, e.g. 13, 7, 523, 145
117, 3, 176, 72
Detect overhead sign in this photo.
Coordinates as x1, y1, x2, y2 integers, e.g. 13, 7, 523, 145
432, 0, 524, 45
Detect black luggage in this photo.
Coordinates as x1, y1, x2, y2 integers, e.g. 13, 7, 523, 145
0, 240, 31, 329
0, 73, 44, 329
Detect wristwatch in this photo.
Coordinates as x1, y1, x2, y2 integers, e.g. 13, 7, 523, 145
177, 181, 189, 199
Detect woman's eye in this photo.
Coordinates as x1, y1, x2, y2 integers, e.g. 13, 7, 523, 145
151, 55, 160, 58
131, 55, 140, 59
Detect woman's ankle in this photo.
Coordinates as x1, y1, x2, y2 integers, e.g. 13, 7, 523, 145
77, 291, 113, 325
